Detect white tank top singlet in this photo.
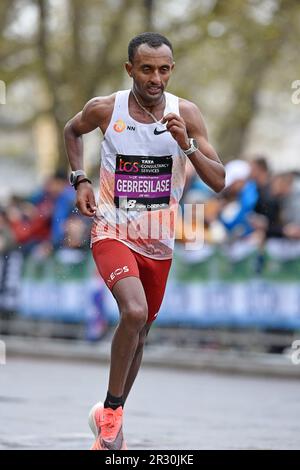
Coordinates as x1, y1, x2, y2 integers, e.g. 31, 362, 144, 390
91, 89, 186, 260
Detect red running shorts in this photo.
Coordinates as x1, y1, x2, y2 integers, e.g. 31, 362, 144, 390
92, 238, 172, 323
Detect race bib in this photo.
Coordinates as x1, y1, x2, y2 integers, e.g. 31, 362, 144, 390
114, 154, 173, 211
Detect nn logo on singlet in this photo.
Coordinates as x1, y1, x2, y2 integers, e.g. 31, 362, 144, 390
113, 119, 135, 133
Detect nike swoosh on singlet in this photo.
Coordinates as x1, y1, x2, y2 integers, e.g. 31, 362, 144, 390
154, 128, 168, 135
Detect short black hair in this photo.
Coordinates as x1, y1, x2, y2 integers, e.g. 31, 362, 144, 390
128, 32, 173, 63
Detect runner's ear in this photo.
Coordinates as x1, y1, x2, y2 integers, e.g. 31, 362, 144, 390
125, 62, 132, 77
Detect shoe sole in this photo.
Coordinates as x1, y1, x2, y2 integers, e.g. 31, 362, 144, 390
88, 401, 104, 438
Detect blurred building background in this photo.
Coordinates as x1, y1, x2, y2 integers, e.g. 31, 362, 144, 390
1, 0, 300, 350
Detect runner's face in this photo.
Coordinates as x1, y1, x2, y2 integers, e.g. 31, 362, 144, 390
126, 44, 174, 103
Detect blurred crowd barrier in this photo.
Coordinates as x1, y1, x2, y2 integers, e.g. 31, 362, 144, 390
0, 248, 107, 340
1, 238, 300, 334
1, 157, 300, 336
101, 238, 300, 330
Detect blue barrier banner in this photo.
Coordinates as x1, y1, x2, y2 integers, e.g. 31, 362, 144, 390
102, 239, 300, 329
2, 239, 300, 330
18, 248, 100, 321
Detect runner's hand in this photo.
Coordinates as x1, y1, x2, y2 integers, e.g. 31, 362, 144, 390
75, 183, 97, 217
162, 113, 189, 150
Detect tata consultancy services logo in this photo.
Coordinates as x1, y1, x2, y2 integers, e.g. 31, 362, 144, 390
113, 119, 126, 133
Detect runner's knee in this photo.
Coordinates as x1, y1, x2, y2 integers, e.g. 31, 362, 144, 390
120, 303, 148, 330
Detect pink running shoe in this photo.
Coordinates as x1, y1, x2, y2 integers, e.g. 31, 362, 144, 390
89, 403, 127, 450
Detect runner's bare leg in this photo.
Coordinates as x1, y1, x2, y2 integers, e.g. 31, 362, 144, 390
107, 276, 148, 397
123, 323, 151, 403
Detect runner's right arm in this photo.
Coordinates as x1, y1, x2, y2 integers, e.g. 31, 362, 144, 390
64, 96, 113, 217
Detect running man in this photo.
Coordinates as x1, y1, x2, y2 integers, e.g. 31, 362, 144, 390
64, 32, 225, 450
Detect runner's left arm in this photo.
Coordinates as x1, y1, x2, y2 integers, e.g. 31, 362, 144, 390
162, 102, 225, 193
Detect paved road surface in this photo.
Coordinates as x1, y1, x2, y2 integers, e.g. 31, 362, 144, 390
0, 357, 299, 450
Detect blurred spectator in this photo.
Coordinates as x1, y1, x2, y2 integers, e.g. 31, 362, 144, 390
250, 157, 271, 216
280, 171, 300, 239
28, 170, 76, 249
0, 170, 80, 255
249, 168, 300, 241
219, 159, 258, 239
248, 157, 282, 238
268, 172, 293, 238
0, 206, 16, 252
7, 193, 53, 252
